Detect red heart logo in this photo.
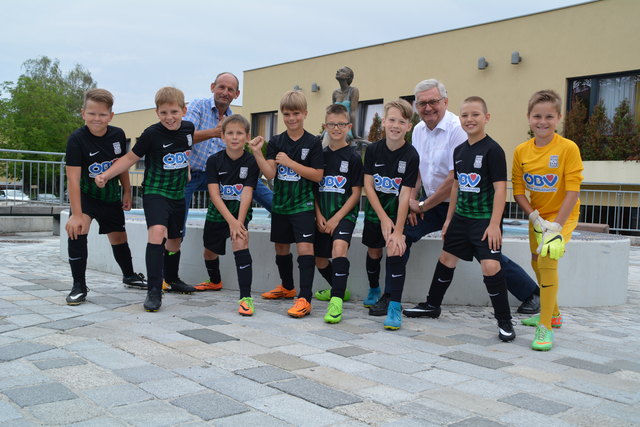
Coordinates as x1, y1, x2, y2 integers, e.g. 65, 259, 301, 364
546, 174, 555, 181
336, 176, 345, 184
235, 184, 243, 192
469, 173, 478, 181
394, 178, 402, 186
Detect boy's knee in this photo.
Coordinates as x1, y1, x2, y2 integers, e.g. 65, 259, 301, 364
481, 259, 501, 276
274, 243, 290, 255
203, 248, 218, 260
368, 247, 382, 259
316, 257, 329, 269
439, 251, 458, 268
297, 242, 313, 256
331, 240, 349, 259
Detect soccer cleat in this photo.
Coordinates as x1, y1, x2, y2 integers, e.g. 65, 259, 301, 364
194, 280, 223, 291
261, 285, 297, 299
368, 293, 390, 316
402, 302, 441, 318
324, 297, 343, 324
144, 289, 162, 312
287, 298, 312, 318
314, 288, 351, 302
521, 313, 563, 328
162, 279, 196, 294
497, 319, 516, 342
517, 294, 540, 314
238, 297, 255, 316
384, 301, 402, 330
363, 287, 381, 307
123, 272, 147, 290
66, 283, 88, 305
532, 324, 554, 351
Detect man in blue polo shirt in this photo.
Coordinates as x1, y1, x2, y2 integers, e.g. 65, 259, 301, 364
183, 72, 272, 236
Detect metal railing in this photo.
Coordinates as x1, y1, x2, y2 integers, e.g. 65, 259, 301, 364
2, 149, 639, 234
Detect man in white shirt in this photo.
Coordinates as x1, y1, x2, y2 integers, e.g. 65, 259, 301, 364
368, 79, 539, 317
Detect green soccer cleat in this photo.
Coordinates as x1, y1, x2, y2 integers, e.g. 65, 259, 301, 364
531, 324, 554, 351
324, 297, 343, 324
315, 288, 351, 302
521, 313, 563, 328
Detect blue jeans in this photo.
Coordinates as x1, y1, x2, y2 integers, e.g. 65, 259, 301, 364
389, 201, 537, 302
182, 170, 273, 237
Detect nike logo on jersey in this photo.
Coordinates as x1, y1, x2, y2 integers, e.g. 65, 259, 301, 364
455, 160, 463, 164
302, 233, 312, 238
338, 231, 351, 235
89, 151, 99, 157
163, 143, 173, 148
374, 163, 385, 167
219, 171, 228, 175
239, 264, 250, 269
335, 273, 347, 277
490, 250, 501, 254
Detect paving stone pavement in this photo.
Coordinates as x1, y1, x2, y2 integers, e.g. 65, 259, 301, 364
0, 232, 639, 426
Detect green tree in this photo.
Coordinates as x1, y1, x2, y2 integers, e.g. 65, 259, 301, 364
405, 112, 420, 144
0, 56, 96, 154
581, 102, 610, 160
563, 97, 588, 147
607, 98, 640, 160
367, 112, 383, 142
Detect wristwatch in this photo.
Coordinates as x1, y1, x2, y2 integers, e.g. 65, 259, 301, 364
418, 200, 425, 212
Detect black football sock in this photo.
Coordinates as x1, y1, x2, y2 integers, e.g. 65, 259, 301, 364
331, 257, 349, 299
366, 254, 381, 288
234, 249, 252, 298
387, 255, 406, 303
297, 255, 315, 301
484, 271, 512, 321
426, 261, 455, 307
145, 243, 165, 291
275, 253, 294, 290
68, 235, 88, 287
205, 258, 221, 283
163, 249, 181, 283
317, 260, 333, 287
111, 242, 134, 277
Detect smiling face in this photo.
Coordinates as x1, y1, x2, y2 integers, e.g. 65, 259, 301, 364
81, 100, 114, 137
324, 112, 351, 144
528, 101, 561, 145
382, 106, 412, 143
222, 121, 249, 152
282, 109, 307, 134
415, 87, 448, 130
156, 102, 187, 131
211, 73, 240, 111
459, 101, 489, 142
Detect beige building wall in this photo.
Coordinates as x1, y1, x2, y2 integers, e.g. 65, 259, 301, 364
242, 0, 639, 183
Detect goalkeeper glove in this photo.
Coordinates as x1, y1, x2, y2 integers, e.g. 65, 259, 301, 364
539, 221, 565, 260
529, 210, 545, 252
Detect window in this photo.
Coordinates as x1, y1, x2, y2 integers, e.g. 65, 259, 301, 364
568, 70, 640, 122
134, 137, 145, 170
252, 111, 278, 140
358, 99, 384, 140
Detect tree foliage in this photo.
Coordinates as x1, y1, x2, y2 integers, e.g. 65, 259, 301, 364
367, 112, 383, 142
0, 56, 96, 154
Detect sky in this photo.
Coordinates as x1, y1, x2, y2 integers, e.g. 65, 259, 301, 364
1, 0, 590, 113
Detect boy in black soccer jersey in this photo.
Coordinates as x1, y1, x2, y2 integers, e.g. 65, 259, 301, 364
362, 99, 419, 330
249, 90, 324, 318
405, 97, 515, 342
313, 104, 363, 324
96, 87, 198, 312
200, 114, 260, 316
64, 89, 146, 306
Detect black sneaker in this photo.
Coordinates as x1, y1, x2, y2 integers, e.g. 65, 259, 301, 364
66, 283, 88, 305
368, 293, 390, 316
163, 278, 196, 294
144, 290, 162, 312
123, 273, 147, 290
498, 319, 516, 342
517, 294, 540, 314
402, 302, 441, 318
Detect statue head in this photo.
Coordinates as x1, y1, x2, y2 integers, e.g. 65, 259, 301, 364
335, 66, 354, 85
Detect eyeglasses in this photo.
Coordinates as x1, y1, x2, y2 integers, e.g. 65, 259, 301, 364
415, 97, 444, 109
325, 122, 350, 129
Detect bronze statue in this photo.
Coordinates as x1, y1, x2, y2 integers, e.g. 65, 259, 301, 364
332, 66, 359, 138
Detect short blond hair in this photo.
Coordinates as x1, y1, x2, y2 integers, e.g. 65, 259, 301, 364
84, 88, 114, 110
528, 90, 562, 116
221, 114, 250, 134
384, 99, 413, 120
280, 90, 307, 112
155, 87, 186, 109
463, 96, 488, 114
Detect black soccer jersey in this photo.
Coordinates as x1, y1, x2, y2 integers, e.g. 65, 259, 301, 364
363, 139, 419, 223
205, 150, 260, 223
266, 130, 323, 215
316, 145, 363, 223
132, 121, 195, 200
453, 134, 507, 219
66, 125, 127, 203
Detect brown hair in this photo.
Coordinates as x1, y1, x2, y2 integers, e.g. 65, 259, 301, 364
84, 88, 114, 110
527, 89, 562, 116
325, 104, 349, 122
463, 96, 488, 113
384, 99, 413, 120
154, 87, 186, 109
280, 90, 307, 112
221, 114, 250, 134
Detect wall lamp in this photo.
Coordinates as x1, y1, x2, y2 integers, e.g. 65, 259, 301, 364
511, 51, 522, 64
311, 82, 320, 92
293, 85, 302, 91
477, 57, 489, 70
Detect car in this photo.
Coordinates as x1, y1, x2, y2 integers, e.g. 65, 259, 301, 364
0, 189, 31, 201
36, 193, 60, 203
